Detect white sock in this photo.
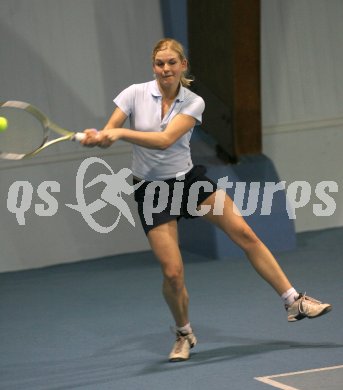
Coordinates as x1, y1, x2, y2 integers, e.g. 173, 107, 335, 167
281, 287, 299, 306
176, 322, 192, 335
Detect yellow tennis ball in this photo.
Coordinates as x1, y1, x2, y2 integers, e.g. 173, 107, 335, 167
0, 117, 8, 132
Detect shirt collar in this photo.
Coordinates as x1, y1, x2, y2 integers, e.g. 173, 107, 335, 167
150, 80, 185, 102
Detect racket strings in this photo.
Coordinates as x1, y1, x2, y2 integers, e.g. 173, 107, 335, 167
0, 107, 46, 155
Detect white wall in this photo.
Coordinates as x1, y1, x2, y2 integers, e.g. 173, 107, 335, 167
0, 0, 162, 272
261, 0, 343, 232
1, 150, 151, 272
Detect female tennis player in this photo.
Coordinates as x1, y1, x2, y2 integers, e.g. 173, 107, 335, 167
82, 38, 332, 362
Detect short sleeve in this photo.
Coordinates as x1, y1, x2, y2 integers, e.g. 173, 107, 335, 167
179, 95, 205, 125
113, 84, 136, 117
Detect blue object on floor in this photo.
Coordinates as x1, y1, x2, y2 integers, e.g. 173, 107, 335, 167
179, 132, 296, 258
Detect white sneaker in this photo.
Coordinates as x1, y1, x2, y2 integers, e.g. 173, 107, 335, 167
286, 293, 332, 322
169, 331, 197, 362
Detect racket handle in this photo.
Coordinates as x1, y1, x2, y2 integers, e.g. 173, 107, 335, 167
73, 132, 86, 142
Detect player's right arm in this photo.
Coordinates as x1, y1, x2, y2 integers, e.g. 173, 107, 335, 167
103, 107, 128, 130
82, 107, 127, 147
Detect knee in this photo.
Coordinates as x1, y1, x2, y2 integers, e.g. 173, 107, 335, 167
230, 226, 261, 251
163, 266, 184, 293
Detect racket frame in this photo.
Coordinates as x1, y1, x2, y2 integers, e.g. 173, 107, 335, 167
0, 100, 84, 160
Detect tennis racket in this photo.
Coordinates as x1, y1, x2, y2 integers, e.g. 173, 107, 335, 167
0, 100, 85, 160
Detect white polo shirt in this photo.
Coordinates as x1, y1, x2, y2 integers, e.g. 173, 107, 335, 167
113, 80, 205, 181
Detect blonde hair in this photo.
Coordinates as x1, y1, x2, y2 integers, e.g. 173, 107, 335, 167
152, 38, 193, 87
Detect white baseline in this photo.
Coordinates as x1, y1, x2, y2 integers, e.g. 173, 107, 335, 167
254, 364, 343, 390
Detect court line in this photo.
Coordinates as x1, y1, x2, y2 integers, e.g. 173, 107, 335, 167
254, 364, 343, 390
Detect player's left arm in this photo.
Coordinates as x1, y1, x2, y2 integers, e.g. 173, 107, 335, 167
85, 113, 196, 150
115, 113, 196, 149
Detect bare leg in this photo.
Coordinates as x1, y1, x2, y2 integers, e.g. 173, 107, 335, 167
201, 190, 292, 296
147, 220, 190, 327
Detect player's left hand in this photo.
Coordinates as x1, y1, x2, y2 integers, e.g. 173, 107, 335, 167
81, 129, 113, 148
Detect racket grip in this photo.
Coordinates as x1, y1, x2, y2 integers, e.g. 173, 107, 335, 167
73, 132, 86, 142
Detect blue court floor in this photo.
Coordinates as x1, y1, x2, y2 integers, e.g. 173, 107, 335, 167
0, 227, 342, 390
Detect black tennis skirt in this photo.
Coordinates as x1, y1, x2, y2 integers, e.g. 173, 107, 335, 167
133, 165, 217, 234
